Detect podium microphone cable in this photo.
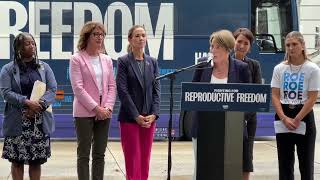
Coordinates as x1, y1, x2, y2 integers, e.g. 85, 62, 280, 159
106, 145, 126, 178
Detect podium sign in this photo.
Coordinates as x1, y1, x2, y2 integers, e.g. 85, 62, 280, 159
180, 82, 271, 180
181, 82, 271, 112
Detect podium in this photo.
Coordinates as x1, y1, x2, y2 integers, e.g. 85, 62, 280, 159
181, 83, 271, 180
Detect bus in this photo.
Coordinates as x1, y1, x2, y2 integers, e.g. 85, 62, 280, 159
0, 0, 299, 139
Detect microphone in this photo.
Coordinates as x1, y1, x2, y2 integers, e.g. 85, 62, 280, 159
196, 53, 213, 66
207, 52, 213, 66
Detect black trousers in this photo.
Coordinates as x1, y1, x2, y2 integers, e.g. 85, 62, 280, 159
243, 112, 257, 172
275, 104, 316, 180
74, 117, 110, 180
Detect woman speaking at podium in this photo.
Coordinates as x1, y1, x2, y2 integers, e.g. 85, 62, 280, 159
191, 29, 251, 180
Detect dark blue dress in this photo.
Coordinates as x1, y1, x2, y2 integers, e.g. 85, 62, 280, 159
2, 62, 51, 165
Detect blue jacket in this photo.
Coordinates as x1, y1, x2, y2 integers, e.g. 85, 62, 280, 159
116, 52, 160, 123
0, 61, 57, 136
191, 56, 251, 138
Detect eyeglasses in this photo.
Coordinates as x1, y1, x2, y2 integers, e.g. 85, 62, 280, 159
92, 32, 106, 39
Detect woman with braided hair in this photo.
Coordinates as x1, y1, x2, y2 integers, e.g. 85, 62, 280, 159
0, 32, 57, 180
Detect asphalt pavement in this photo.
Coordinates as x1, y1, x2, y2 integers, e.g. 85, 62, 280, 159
0, 104, 319, 180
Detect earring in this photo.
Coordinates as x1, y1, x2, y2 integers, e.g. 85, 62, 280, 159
17, 51, 21, 59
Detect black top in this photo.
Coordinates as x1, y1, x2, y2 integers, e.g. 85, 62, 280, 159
20, 62, 41, 99
135, 59, 148, 114
243, 56, 262, 84
231, 54, 262, 84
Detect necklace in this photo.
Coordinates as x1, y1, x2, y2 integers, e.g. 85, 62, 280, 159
289, 62, 304, 74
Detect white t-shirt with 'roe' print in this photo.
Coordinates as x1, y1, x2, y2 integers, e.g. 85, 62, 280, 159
271, 60, 320, 105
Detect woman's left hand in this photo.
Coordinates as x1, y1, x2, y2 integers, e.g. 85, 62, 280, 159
105, 108, 112, 119
144, 115, 156, 128
25, 99, 42, 113
282, 117, 297, 130
94, 106, 111, 120
293, 118, 301, 128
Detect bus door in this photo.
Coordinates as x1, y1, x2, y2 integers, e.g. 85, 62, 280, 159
251, 0, 298, 136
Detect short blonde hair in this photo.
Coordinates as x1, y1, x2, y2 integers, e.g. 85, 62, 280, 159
210, 30, 235, 52
77, 21, 106, 51
284, 31, 309, 62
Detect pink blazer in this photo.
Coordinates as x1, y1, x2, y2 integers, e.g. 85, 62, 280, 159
70, 50, 116, 117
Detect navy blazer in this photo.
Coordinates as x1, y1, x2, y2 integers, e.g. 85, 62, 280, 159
116, 52, 160, 123
243, 56, 262, 84
191, 56, 251, 138
231, 54, 262, 84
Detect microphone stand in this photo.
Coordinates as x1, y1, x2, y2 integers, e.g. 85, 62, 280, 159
156, 59, 211, 180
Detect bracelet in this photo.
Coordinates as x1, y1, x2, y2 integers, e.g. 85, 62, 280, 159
280, 116, 286, 121
39, 100, 48, 111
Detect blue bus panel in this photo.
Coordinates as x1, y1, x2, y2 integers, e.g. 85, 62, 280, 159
0, 0, 298, 139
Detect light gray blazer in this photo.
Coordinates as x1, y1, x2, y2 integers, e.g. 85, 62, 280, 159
0, 61, 57, 136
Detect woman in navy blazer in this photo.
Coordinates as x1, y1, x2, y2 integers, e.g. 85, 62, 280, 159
116, 25, 160, 180
191, 30, 251, 180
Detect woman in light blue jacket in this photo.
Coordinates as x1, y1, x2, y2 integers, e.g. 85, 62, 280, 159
0, 32, 57, 180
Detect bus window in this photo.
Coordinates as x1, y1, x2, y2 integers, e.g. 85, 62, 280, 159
252, 0, 293, 52
256, 34, 278, 52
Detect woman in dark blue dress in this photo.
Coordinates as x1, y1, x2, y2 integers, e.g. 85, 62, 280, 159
0, 33, 57, 180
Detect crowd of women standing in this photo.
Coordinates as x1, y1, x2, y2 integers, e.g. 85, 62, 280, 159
0, 20, 319, 180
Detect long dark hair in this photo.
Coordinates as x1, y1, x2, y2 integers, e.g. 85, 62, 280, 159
233, 28, 254, 46
13, 32, 40, 72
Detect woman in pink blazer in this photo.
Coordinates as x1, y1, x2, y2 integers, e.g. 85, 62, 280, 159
69, 21, 116, 180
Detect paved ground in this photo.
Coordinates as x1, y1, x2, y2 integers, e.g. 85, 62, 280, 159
0, 105, 319, 180
0, 140, 320, 180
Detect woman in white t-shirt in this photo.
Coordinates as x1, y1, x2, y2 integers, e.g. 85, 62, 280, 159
271, 31, 320, 180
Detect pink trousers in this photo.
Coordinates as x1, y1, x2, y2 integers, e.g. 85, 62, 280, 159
120, 122, 156, 180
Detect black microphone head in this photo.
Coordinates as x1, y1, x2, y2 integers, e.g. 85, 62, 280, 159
207, 53, 214, 66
